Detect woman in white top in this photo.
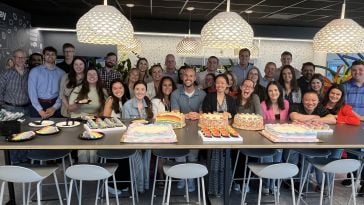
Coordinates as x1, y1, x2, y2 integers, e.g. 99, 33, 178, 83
137, 58, 152, 83
59, 57, 87, 117
146, 64, 163, 99
103, 79, 130, 118
151, 76, 177, 118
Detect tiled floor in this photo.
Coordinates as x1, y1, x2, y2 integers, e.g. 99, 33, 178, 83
1, 151, 363, 205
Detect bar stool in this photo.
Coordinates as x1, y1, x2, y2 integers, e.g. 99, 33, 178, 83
27, 150, 72, 199
97, 149, 137, 205
345, 149, 364, 193
242, 163, 298, 205
65, 164, 119, 205
150, 149, 189, 205
230, 149, 278, 194
163, 163, 208, 205
0, 165, 63, 205
297, 158, 361, 205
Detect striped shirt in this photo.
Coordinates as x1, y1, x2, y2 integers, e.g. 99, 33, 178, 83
343, 80, 364, 115
0, 68, 30, 106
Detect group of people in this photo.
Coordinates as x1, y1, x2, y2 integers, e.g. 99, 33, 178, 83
1, 43, 364, 196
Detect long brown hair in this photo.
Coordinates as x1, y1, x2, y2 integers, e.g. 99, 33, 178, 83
76, 67, 106, 113
133, 80, 153, 120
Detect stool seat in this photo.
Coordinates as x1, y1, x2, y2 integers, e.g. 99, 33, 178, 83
165, 163, 208, 179
152, 149, 189, 158
307, 158, 361, 174
248, 163, 299, 179
294, 149, 331, 158
240, 149, 277, 158
27, 150, 71, 160
97, 150, 136, 159
66, 164, 118, 181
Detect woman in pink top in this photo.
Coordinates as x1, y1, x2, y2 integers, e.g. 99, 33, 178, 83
260, 81, 289, 121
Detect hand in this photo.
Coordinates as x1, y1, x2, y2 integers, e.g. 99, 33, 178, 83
45, 107, 56, 118
67, 103, 80, 112
38, 110, 48, 119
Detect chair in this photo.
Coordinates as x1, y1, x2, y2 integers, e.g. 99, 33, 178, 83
150, 149, 189, 205
97, 149, 137, 205
230, 149, 278, 194
0, 165, 63, 205
345, 149, 364, 193
27, 150, 72, 199
163, 163, 208, 205
65, 164, 118, 205
242, 163, 299, 205
297, 158, 361, 205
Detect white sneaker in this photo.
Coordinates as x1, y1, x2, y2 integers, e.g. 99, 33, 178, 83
177, 179, 185, 189
108, 186, 122, 195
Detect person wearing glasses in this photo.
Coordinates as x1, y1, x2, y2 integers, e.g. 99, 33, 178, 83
56, 43, 75, 73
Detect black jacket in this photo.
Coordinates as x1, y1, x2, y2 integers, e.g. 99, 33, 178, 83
202, 92, 237, 117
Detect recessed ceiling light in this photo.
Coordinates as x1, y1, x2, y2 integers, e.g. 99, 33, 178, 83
186, 7, 195, 11
126, 4, 134, 8
245, 10, 253, 14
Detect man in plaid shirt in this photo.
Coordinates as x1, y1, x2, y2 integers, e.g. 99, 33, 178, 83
99, 52, 122, 94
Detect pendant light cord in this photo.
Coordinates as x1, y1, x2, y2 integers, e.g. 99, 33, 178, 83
188, 11, 191, 35
104, 0, 107, 6
340, 0, 346, 19
227, 0, 230, 12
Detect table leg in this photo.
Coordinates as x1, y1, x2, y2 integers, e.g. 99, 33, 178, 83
224, 149, 231, 205
4, 150, 16, 205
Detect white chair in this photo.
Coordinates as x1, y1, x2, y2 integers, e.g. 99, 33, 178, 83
0, 165, 63, 205
345, 149, 364, 193
150, 149, 189, 205
163, 163, 208, 205
242, 163, 299, 205
97, 149, 137, 205
297, 158, 361, 205
65, 164, 119, 205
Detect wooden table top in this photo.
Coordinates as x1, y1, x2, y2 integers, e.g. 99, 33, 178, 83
1, 119, 364, 150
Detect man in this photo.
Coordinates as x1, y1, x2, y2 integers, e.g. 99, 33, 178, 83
28, 46, 65, 118
274, 51, 301, 80
198, 56, 220, 88
0, 49, 30, 115
260, 62, 276, 88
171, 67, 206, 191
231, 48, 255, 86
56, 43, 75, 73
297, 62, 315, 94
28, 52, 43, 69
163, 54, 178, 83
99, 52, 122, 94
343, 60, 364, 121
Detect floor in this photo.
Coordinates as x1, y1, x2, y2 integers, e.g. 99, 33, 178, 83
1, 151, 363, 205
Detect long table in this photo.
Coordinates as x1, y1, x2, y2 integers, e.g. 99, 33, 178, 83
1, 119, 364, 205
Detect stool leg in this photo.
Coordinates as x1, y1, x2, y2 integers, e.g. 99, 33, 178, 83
79, 180, 83, 205
202, 177, 206, 205
166, 176, 172, 205
151, 156, 159, 205
241, 156, 249, 196
131, 157, 139, 203
62, 157, 69, 199
297, 163, 311, 205
67, 180, 73, 205
185, 179, 189, 202
291, 178, 296, 205
22, 183, 26, 205
0, 181, 5, 205
241, 169, 252, 205
36, 181, 42, 205
27, 183, 31, 205
197, 178, 201, 204
350, 172, 357, 205
229, 151, 240, 193
112, 174, 119, 205
258, 178, 262, 205
286, 150, 291, 163
162, 176, 169, 205
95, 180, 100, 205
129, 157, 136, 205
329, 173, 335, 205
104, 180, 110, 205
319, 173, 326, 205
273, 180, 277, 205
53, 172, 64, 205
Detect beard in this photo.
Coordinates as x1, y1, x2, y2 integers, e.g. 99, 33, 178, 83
106, 62, 115, 68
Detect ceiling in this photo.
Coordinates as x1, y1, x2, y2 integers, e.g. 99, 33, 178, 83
3, 0, 364, 30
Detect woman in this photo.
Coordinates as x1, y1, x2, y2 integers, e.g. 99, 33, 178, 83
137, 58, 151, 83
126, 68, 140, 98
103, 79, 130, 118
202, 74, 237, 196
247, 67, 266, 102
146, 64, 163, 99
68, 67, 107, 118
60, 57, 87, 117
261, 81, 289, 121
310, 73, 325, 102
151, 76, 177, 118
122, 80, 153, 193
225, 71, 239, 97
236, 79, 262, 115
203, 73, 216, 94
278, 65, 301, 104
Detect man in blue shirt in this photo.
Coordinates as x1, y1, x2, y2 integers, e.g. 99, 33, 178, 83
171, 67, 206, 192
28, 46, 65, 118
231, 48, 255, 86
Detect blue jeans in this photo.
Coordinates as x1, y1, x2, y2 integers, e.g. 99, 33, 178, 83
315, 149, 343, 186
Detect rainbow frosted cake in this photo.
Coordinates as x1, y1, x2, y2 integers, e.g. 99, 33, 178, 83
198, 113, 229, 128
122, 124, 177, 143
261, 123, 319, 142
11, 131, 35, 141
155, 112, 185, 128
233, 113, 264, 130
36, 126, 59, 134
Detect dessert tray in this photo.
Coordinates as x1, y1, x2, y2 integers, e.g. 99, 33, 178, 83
198, 126, 243, 143
7, 131, 36, 142
84, 116, 127, 132
35, 126, 60, 135
121, 123, 177, 143
28, 120, 55, 127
